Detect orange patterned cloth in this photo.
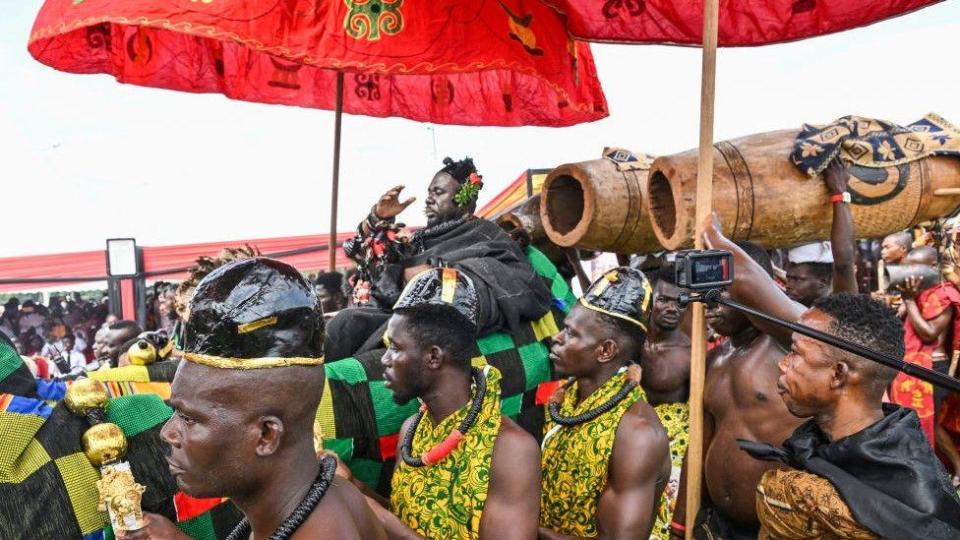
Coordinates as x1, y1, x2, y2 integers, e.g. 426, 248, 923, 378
756, 469, 879, 540
891, 283, 960, 446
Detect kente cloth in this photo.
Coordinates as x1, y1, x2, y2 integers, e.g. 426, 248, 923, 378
330, 217, 553, 358
755, 469, 878, 540
28, 1, 607, 128
390, 366, 503, 540
791, 114, 960, 176
651, 402, 690, 540
0, 339, 243, 540
542, 1, 939, 46
539, 369, 648, 538
738, 404, 960, 540
891, 282, 960, 445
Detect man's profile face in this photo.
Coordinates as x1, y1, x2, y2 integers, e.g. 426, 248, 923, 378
381, 315, 429, 405
785, 263, 826, 306
62, 336, 75, 352
92, 331, 106, 359
161, 362, 251, 498
652, 281, 684, 331
550, 305, 608, 378
424, 172, 462, 227
777, 309, 836, 418
881, 236, 908, 264
705, 292, 750, 337
102, 329, 130, 363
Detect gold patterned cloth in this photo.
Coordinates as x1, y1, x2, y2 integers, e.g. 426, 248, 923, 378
651, 402, 690, 540
540, 369, 648, 538
391, 366, 502, 540
756, 469, 879, 540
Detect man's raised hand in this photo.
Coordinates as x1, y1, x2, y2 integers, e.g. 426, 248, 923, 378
374, 185, 417, 220
823, 157, 849, 195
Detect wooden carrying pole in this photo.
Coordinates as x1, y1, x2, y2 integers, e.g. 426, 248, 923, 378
685, 0, 719, 537
328, 71, 345, 272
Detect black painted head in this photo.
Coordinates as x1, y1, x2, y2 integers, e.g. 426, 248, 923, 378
394, 267, 480, 328
580, 267, 653, 332
183, 258, 324, 359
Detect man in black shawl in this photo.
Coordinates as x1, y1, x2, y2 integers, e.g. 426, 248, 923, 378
700, 215, 960, 539
325, 157, 552, 360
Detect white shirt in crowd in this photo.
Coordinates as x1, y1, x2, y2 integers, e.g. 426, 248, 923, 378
48, 350, 88, 377
40, 339, 86, 357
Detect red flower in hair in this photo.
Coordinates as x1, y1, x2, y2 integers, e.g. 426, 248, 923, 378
469, 172, 482, 185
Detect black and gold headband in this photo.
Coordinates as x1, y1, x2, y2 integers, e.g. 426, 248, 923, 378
580, 267, 653, 332
181, 257, 325, 369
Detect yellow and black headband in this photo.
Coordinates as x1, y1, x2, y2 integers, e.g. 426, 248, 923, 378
580, 267, 653, 332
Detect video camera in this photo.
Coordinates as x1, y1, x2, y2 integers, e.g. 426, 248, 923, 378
675, 249, 734, 291
672, 248, 960, 393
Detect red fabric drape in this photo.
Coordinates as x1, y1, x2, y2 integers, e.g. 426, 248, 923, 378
28, 0, 607, 127
544, 0, 942, 46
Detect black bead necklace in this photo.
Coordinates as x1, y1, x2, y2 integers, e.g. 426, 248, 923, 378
400, 366, 487, 467
548, 371, 638, 427
225, 454, 337, 540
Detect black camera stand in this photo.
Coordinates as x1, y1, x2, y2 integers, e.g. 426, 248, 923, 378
678, 289, 960, 393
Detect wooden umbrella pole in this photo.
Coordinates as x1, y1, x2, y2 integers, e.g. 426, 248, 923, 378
328, 71, 345, 273
685, 0, 719, 538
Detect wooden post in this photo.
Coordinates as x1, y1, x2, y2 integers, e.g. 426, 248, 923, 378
685, 0, 719, 537
328, 71, 345, 273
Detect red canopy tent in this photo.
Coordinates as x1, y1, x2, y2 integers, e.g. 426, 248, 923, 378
0, 232, 355, 294
28, 0, 609, 272
545, 0, 941, 45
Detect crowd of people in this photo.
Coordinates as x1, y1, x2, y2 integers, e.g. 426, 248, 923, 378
2, 155, 960, 540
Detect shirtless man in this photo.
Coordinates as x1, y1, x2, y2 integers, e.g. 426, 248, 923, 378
643, 264, 691, 407
148, 258, 385, 540
673, 241, 804, 539
642, 264, 692, 539
684, 175, 868, 535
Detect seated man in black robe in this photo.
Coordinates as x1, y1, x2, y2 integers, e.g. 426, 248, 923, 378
324, 157, 553, 360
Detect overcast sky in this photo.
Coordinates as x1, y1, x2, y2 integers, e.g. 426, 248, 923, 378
2, 1, 958, 258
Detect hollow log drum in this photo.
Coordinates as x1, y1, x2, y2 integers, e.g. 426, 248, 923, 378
540, 158, 662, 254
644, 129, 960, 250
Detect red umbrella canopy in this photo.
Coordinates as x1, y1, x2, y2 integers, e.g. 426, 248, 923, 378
28, 0, 607, 127
545, 0, 942, 45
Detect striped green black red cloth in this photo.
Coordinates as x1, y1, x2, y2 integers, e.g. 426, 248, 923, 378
0, 335, 242, 540
0, 246, 573, 536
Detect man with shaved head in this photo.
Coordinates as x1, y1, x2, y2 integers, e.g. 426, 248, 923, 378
154, 258, 385, 540
881, 231, 913, 265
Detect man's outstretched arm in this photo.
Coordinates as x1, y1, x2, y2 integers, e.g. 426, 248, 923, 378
825, 158, 858, 295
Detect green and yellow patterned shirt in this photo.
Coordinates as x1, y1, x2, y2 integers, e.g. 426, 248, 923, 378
391, 366, 502, 540
539, 369, 648, 538
651, 402, 689, 540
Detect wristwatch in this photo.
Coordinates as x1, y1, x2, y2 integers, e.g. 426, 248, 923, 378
830, 191, 851, 204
